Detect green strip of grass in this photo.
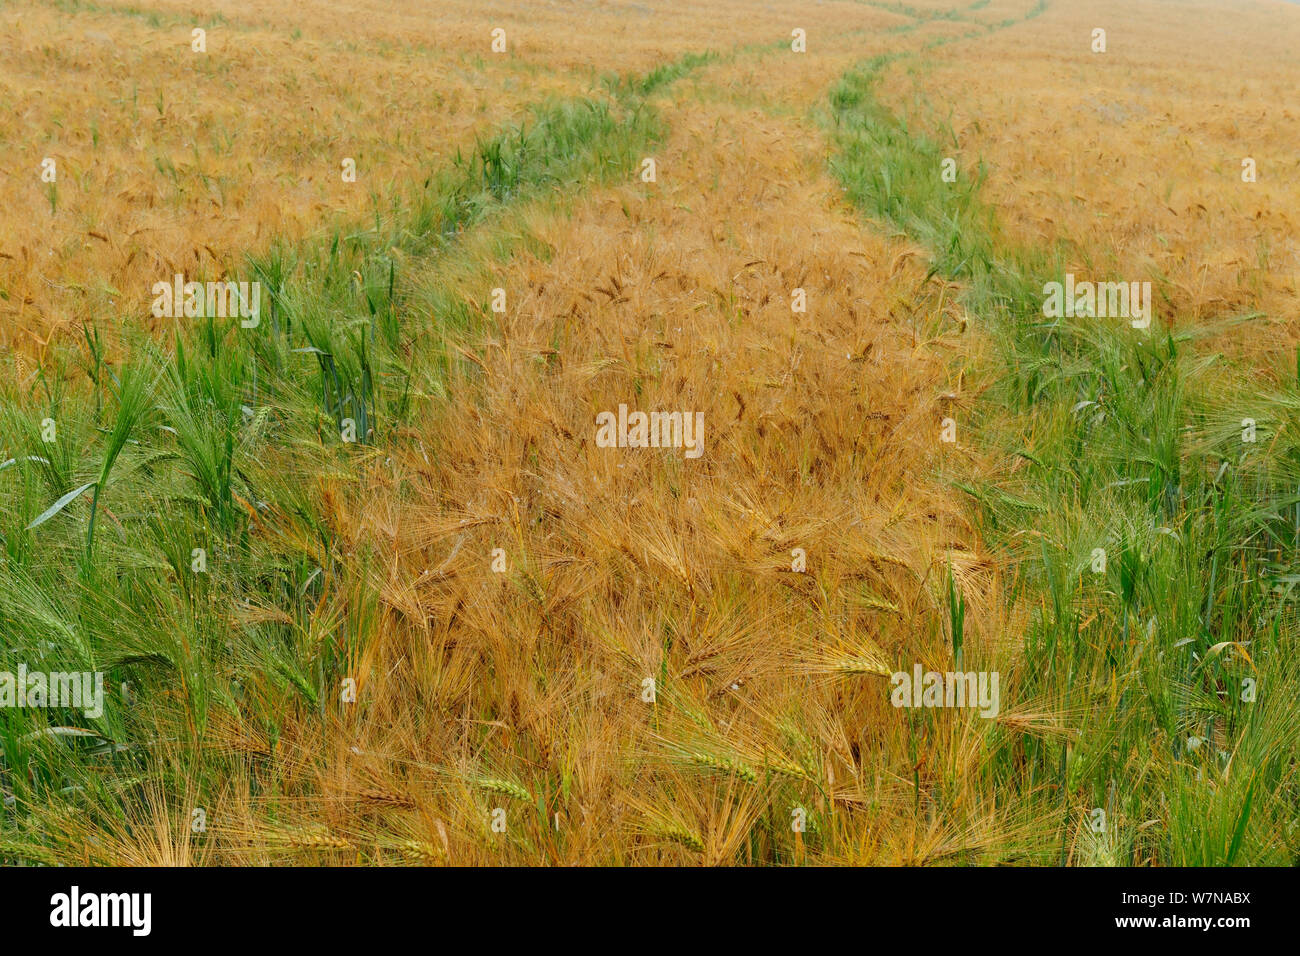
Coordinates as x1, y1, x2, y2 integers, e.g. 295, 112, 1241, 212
826, 54, 1300, 865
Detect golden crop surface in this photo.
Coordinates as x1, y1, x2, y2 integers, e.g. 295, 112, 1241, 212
1, 0, 894, 356
1, 0, 1297, 868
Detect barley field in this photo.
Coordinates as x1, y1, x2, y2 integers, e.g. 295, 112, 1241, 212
0, 0, 1296, 869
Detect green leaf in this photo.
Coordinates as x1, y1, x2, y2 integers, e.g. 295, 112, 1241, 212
26, 481, 97, 530
1225, 778, 1256, 865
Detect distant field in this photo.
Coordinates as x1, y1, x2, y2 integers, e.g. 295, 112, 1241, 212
876, 0, 1300, 355
0, 0, 1296, 868
1, 0, 887, 355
